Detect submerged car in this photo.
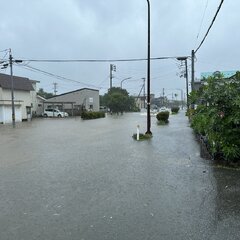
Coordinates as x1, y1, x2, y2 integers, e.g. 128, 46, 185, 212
43, 108, 69, 118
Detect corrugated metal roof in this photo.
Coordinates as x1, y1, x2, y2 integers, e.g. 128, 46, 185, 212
0, 73, 34, 91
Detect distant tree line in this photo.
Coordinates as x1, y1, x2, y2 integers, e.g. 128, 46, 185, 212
37, 88, 54, 99
100, 87, 139, 114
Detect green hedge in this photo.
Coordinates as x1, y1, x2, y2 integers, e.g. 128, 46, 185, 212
156, 111, 169, 123
81, 111, 105, 120
171, 106, 180, 114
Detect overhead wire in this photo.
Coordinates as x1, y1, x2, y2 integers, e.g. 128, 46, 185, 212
196, 0, 209, 42
14, 63, 101, 89
195, 0, 225, 54
17, 56, 190, 63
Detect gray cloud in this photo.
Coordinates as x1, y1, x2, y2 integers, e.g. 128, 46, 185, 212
0, 0, 239, 96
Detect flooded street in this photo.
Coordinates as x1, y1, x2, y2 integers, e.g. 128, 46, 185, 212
0, 111, 239, 240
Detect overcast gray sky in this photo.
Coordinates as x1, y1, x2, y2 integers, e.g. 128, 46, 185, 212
0, 0, 238, 98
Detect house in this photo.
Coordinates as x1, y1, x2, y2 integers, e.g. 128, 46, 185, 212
45, 88, 99, 115
0, 73, 39, 124
193, 70, 239, 91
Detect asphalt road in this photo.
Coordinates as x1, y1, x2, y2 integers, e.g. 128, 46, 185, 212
0, 111, 239, 240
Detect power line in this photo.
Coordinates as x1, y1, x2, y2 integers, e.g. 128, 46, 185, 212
14, 63, 100, 89
0, 49, 9, 53
196, 0, 209, 41
17, 56, 190, 63
195, 0, 225, 54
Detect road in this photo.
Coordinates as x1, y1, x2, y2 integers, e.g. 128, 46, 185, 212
0, 111, 239, 240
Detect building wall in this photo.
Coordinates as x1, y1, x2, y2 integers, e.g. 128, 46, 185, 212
2, 89, 32, 120
47, 89, 99, 112
30, 82, 38, 115
36, 96, 45, 116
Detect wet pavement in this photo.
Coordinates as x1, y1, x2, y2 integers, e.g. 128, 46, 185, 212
0, 111, 239, 240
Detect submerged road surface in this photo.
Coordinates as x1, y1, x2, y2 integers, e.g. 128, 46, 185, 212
0, 111, 239, 240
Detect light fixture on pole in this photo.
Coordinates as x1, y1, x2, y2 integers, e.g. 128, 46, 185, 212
120, 77, 131, 89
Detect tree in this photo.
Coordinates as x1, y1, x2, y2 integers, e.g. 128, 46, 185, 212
37, 88, 54, 99
102, 87, 138, 114
190, 72, 240, 162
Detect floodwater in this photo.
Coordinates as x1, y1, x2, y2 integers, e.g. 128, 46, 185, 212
0, 112, 239, 240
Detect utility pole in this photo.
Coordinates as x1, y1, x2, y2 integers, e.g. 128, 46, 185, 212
180, 89, 183, 110
162, 88, 165, 106
185, 58, 189, 109
177, 57, 189, 110
191, 50, 195, 91
142, 78, 146, 108
53, 82, 58, 95
9, 49, 15, 127
146, 0, 151, 135
109, 64, 116, 89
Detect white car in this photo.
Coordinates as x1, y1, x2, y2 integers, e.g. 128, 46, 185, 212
43, 108, 69, 118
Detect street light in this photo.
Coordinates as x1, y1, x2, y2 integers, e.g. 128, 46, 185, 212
177, 56, 189, 110
120, 77, 131, 89
146, 0, 151, 135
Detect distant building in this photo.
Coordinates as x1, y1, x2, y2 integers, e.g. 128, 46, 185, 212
134, 94, 154, 110
45, 88, 99, 116
201, 70, 237, 79
193, 70, 239, 91
0, 73, 39, 124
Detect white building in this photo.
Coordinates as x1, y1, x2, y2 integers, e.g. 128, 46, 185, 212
0, 73, 39, 124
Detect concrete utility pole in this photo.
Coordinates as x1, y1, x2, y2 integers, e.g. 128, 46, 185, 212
146, 0, 152, 135
162, 88, 165, 106
191, 50, 195, 92
177, 57, 189, 110
142, 78, 146, 108
109, 64, 116, 89
9, 49, 15, 127
53, 82, 58, 95
184, 58, 189, 109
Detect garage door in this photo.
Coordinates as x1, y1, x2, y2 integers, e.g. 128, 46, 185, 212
2, 106, 22, 124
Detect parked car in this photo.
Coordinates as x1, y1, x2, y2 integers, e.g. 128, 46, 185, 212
43, 108, 69, 118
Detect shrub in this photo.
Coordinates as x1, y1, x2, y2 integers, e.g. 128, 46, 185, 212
81, 111, 105, 120
132, 133, 152, 140
190, 73, 240, 162
156, 111, 169, 123
171, 106, 180, 114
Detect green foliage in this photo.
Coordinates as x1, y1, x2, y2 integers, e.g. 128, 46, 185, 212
132, 133, 152, 140
156, 111, 169, 124
191, 72, 240, 162
102, 87, 138, 113
171, 107, 180, 114
81, 111, 105, 120
37, 88, 54, 99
